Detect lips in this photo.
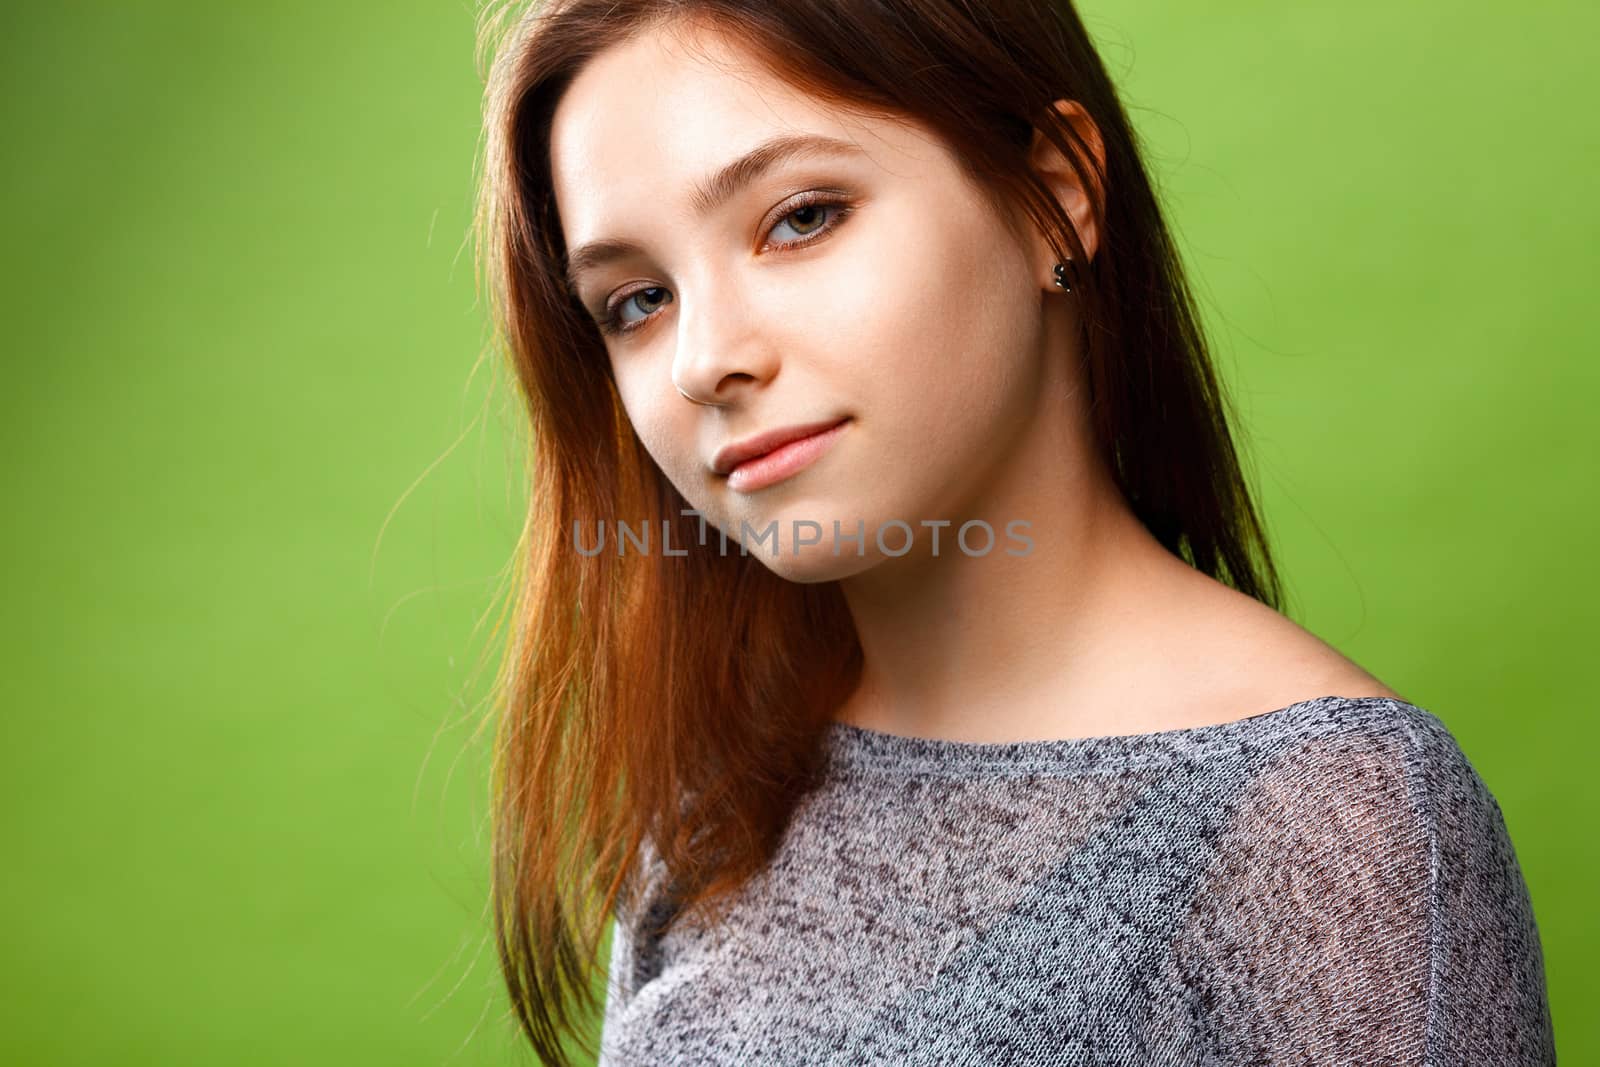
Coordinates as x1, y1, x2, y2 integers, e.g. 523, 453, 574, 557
711, 417, 851, 476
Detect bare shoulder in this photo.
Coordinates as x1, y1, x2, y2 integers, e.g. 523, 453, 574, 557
1171, 573, 1404, 725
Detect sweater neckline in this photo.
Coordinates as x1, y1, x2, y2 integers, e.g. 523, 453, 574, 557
823, 694, 1417, 776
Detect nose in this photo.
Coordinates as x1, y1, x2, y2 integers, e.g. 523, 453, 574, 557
669, 279, 780, 407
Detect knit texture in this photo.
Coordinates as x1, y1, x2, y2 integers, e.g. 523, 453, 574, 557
596, 696, 1554, 1065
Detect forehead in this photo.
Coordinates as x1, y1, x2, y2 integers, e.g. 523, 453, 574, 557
547, 21, 942, 245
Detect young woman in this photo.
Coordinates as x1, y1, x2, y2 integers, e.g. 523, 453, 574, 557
472, 1, 1555, 1064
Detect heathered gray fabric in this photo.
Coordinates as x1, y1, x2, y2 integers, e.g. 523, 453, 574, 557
597, 695, 1554, 1065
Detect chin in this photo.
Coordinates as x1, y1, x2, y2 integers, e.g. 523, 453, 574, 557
707, 495, 903, 582
753, 542, 883, 585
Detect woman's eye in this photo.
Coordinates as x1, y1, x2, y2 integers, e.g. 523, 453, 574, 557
760, 196, 852, 252
595, 195, 855, 338
607, 287, 672, 332
767, 201, 833, 242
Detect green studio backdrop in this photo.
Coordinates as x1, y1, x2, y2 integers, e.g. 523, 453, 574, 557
2, 3, 1593, 1064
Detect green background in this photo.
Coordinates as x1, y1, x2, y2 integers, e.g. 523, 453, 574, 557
3, 3, 1593, 1063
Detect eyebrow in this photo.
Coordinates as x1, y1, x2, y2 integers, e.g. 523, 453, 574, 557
562, 132, 868, 298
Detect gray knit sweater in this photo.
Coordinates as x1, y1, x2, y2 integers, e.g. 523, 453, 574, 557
597, 695, 1554, 1065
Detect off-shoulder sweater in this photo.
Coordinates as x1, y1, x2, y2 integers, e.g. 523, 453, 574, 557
596, 695, 1555, 1065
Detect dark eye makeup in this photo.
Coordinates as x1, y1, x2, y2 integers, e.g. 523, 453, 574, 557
593, 191, 858, 338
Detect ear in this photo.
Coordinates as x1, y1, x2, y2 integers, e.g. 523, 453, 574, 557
1027, 98, 1106, 283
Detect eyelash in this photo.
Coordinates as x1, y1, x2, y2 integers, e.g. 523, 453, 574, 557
594, 192, 857, 338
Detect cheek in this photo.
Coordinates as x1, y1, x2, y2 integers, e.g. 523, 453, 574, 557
613, 369, 697, 486
819, 202, 1037, 440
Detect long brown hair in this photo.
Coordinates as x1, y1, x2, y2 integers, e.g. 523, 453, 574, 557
470, 0, 1283, 1061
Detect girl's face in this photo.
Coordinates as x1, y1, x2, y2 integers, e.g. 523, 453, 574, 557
549, 20, 1070, 583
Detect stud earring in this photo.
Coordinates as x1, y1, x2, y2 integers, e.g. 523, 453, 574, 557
1052, 259, 1074, 293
